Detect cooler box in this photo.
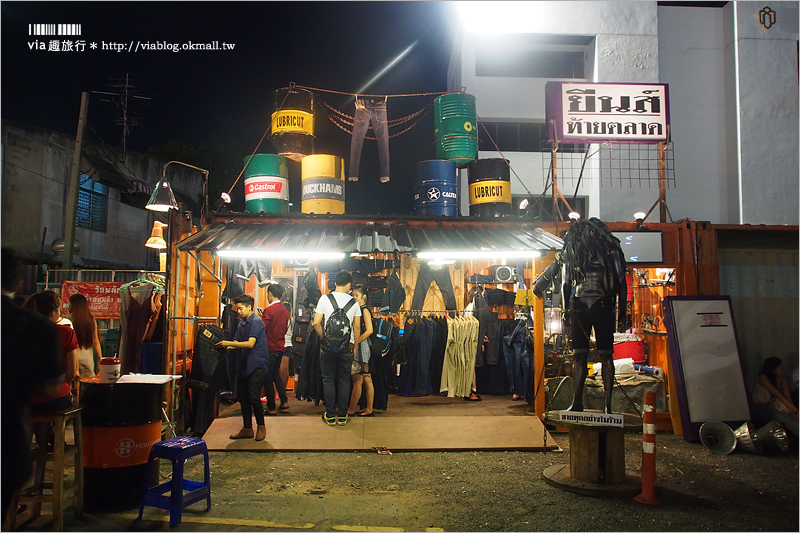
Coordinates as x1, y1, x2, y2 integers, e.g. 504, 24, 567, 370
613, 340, 645, 364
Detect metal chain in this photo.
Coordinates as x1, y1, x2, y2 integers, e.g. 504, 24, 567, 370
323, 104, 431, 140
294, 83, 449, 98
321, 98, 431, 127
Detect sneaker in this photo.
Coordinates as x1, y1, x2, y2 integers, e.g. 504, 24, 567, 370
321, 412, 336, 426
255, 425, 266, 441
337, 414, 350, 426
229, 427, 254, 439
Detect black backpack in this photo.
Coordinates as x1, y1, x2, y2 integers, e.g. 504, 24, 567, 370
370, 317, 396, 359
321, 293, 356, 354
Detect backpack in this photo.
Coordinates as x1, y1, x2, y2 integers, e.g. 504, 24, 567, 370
321, 293, 356, 354
370, 317, 396, 359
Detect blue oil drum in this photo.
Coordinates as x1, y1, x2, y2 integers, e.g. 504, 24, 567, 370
414, 160, 459, 217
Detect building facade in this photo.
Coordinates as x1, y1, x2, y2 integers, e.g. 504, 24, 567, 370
448, 1, 799, 225
1, 120, 205, 276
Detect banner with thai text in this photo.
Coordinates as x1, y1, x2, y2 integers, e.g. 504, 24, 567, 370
60, 281, 123, 319
546, 82, 670, 144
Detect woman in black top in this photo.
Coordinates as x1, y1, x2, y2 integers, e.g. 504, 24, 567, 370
348, 284, 375, 416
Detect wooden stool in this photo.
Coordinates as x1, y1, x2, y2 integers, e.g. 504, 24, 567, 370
8, 407, 84, 531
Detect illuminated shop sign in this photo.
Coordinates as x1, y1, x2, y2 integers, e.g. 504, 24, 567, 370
546, 82, 670, 144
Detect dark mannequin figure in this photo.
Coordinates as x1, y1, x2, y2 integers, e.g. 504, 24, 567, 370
534, 217, 627, 414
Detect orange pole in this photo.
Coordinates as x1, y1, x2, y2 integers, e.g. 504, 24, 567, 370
634, 390, 661, 505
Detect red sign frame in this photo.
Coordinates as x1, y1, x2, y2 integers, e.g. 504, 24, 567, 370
60, 281, 123, 319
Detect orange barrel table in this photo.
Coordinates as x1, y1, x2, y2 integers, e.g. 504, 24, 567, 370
79, 377, 163, 511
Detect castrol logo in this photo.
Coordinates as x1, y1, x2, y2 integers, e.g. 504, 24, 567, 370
244, 177, 289, 201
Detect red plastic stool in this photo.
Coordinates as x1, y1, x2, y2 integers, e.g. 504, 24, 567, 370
137, 437, 211, 528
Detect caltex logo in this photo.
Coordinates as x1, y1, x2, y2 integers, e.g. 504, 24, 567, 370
427, 188, 441, 201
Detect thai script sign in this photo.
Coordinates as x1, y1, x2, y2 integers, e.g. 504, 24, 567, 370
60, 281, 123, 319
558, 410, 624, 428
546, 82, 670, 144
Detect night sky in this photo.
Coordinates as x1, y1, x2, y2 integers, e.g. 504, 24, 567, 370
1, 1, 459, 214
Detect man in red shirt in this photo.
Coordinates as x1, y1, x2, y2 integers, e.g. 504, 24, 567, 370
260, 283, 291, 415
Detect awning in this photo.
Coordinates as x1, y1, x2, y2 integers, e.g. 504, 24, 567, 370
177, 215, 564, 256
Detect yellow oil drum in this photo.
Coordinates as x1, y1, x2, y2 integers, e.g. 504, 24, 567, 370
301, 154, 345, 214
468, 158, 511, 218
270, 87, 315, 162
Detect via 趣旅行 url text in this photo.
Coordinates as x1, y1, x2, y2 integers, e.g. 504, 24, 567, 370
102, 41, 235, 52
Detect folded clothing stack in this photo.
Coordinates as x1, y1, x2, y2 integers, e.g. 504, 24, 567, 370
469, 273, 495, 284
484, 287, 517, 306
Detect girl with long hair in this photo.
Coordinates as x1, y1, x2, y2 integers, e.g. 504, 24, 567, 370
348, 284, 375, 417
69, 293, 103, 377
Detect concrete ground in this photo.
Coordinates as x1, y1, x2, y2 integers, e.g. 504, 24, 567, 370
10, 393, 800, 532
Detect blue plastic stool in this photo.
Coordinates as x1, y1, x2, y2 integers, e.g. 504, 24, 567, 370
138, 437, 211, 527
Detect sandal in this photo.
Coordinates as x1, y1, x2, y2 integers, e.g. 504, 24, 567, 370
464, 394, 482, 402
359, 411, 374, 417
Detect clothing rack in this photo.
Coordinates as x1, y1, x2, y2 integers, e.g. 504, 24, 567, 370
401, 309, 458, 318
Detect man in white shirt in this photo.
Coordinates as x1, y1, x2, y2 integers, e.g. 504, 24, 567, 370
313, 270, 361, 426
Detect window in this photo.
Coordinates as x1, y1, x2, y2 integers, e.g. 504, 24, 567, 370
474, 34, 593, 79
479, 122, 588, 153
476, 49, 586, 79
77, 175, 108, 232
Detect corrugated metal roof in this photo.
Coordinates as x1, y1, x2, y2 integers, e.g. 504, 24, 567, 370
177, 216, 564, 255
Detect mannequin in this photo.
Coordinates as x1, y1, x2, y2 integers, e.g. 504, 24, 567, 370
534, 217, 626, 413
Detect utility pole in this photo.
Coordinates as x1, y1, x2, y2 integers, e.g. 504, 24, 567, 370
93, 74, 150, 153
63, 92, 89, 270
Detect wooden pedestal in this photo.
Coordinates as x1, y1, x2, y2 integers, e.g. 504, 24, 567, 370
543, 411, 642, 497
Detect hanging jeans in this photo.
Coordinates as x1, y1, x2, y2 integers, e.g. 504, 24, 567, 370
349, 98, 390, 183
503, 321, 531, 398
410, 263, 457, 311
413, 319, 435, 395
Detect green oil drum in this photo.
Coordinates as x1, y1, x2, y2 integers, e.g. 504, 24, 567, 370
243, 154, 289, 214
433, 93, 478, 167
270, 87, 315, 162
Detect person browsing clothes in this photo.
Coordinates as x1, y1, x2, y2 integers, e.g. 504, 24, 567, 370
313, 270, 361, 427
259, 283, 291, 415
217, 294, 270, 442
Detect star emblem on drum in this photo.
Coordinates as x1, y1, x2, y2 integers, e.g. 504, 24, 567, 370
427, 188, 441, 201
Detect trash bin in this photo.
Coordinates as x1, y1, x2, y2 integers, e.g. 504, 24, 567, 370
101, 328, 120, 359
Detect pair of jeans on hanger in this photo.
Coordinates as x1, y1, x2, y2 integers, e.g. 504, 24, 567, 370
503, 320, 532, 398
349, 97, 390, 183
410, 263, 457, 311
